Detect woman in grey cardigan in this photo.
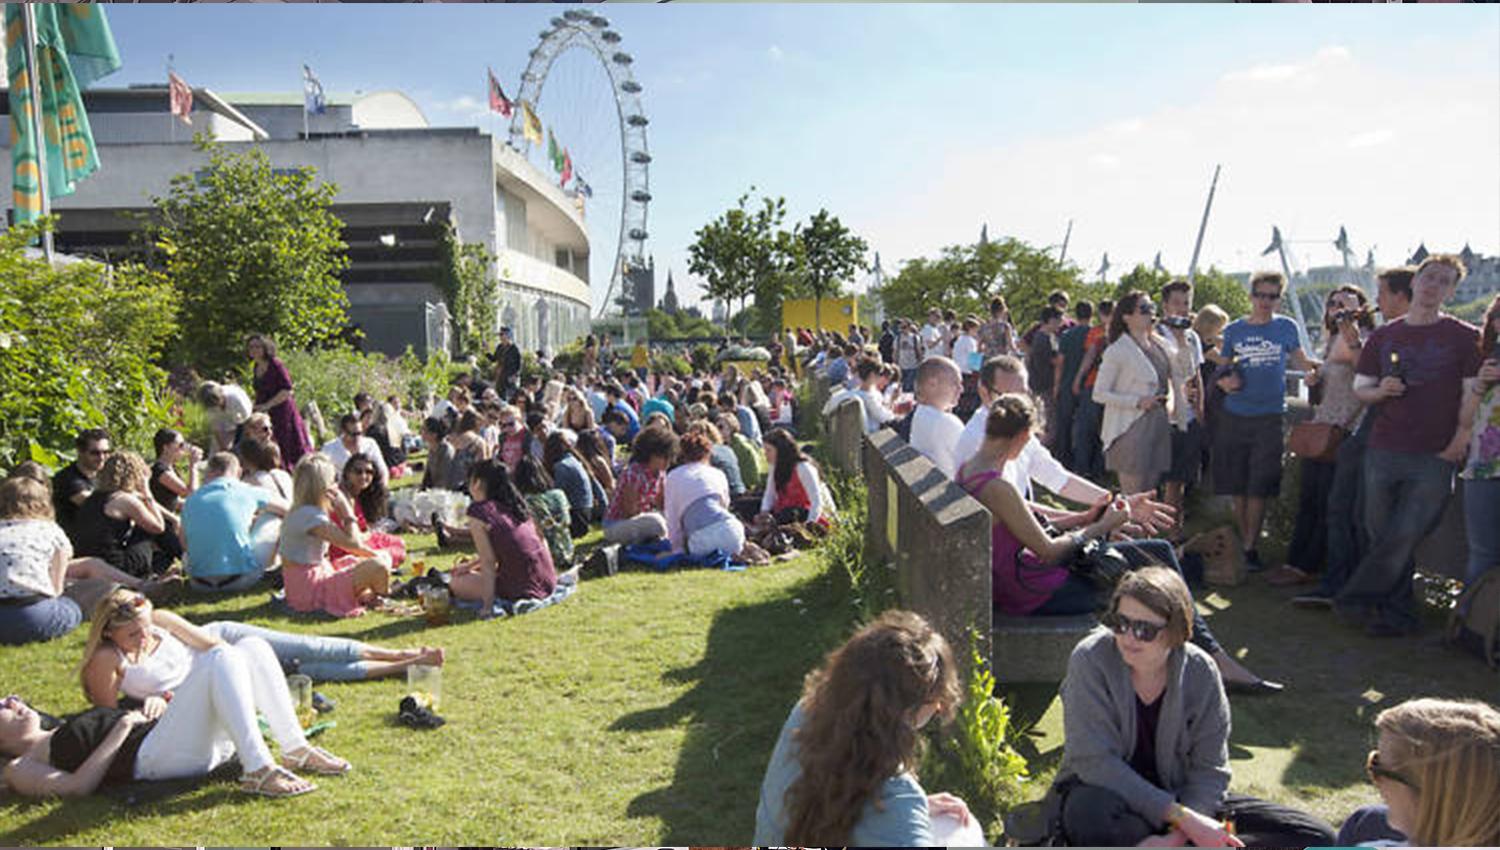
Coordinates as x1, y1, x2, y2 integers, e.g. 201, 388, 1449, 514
1055, 567, 1336, 847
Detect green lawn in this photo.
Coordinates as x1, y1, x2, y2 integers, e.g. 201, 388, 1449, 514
0, 525, 858, 845
3, 467, 1496, 843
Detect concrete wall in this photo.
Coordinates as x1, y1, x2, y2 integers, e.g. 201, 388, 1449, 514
827, 397, 865, 477
90, 110, 257, 144
864, 428, 995, 665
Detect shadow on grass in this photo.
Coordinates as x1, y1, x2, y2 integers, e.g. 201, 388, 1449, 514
0, 782, 246, 845
614, 562, 857, 844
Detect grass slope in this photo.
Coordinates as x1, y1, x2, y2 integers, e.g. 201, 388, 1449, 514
0, 526, 857, 846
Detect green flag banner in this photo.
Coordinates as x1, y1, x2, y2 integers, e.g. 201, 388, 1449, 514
6, 4, 121, 226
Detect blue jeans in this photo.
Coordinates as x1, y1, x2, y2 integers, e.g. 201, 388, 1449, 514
0, 596, 82, 646
1030, 539, 1223, 657
1464, 477, 1500, 586
204, 621, 371, 682
1335, 448, 1455, 630
1318, 419, 1371, 597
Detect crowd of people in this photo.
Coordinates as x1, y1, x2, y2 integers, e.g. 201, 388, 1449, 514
0, 325, 837, 801
750, 252, 1500, 845
3, 256, 1497, 843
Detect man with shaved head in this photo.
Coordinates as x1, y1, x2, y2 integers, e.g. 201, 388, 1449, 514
908, 356, 966, 479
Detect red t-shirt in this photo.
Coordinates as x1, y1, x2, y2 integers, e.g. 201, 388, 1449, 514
1356, 316, 1481, 455
1082, 326, 1108, 389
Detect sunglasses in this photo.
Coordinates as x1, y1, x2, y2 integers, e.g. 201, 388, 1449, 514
349, 467, 374, 477
1102, 611, 1168, 643
110, 593, 148, 622
1366, 749, 1419, 790
1252, 291, 1282, 301
1137, 303, 1157, 316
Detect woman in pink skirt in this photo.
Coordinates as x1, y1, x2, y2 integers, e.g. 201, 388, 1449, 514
279, 453, 392, 618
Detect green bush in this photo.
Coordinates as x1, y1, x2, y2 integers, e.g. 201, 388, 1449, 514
922, 636, 1031, 839
281, 346, 453, 427
689, 343, 717, 374
651, 351, 692, 378
0, 220, 179, 472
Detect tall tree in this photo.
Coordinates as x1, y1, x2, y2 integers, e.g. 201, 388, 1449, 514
688, 189, 787, 332
436, 223, 499, 359
145, 136, 351, 373
795, 208, 867, 331
879, 233, 1084, 327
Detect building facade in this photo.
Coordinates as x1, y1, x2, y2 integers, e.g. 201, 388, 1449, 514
2, 86, 592, 358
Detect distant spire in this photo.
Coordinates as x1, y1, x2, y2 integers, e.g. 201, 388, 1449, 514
1334, 226, 1350, 256
1152, 251, 1164, 273
1097, 253, 1111, 280
1409, 242, 1429, 265
980, 224, 989, 246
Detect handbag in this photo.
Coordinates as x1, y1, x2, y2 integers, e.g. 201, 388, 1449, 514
1070, 538, 1130, 591
1288, 421, 1345, 463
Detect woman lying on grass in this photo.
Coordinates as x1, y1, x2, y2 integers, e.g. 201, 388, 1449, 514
80, 587, 445, 722
1, 611, 353, 798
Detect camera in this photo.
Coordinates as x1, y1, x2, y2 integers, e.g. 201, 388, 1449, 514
1333, 306, 1373, 325
1161, 315, 1193, 330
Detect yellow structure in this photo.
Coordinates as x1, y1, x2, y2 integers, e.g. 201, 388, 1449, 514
781, 296, 859, 333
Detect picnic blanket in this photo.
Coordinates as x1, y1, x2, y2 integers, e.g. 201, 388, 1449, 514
622, 538, 747, 572
451, 570, 579, 619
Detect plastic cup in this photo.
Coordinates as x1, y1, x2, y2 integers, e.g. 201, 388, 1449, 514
286, 673, 315, 728
407, 663, 441, 711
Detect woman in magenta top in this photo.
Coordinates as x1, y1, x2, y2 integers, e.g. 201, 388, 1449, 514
248, 334, 312, 470
451, 459, 556, 614
954, 394, 1128, 616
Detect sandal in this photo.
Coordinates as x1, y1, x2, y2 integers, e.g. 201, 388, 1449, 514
241, 764, 317, 797
282, 745, 351, 776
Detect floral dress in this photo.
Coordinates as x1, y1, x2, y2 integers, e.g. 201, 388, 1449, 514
525, 489, 574, 567
1462, 384, 1500, 481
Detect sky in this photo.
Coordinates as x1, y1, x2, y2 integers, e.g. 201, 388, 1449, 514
94, 4, 1500, 311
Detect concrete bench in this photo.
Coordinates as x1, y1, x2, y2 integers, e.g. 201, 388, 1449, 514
992, 614, 1097, 684
827, 396, 865, 477
861, 428, 1086, 683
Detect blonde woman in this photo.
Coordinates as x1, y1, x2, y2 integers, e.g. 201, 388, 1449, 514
278, 453, 392, 618
1338, 697, 1500, 846
0, 587, 350, 798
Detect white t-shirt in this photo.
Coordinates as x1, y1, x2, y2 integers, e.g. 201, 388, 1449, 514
854, 387, 895, 434
955, 409, 1071, 502
1159, 327, 1204, 429
909, 404, 965, 480
895, 332, 922, 369
951, 334, 979, 375
221, 383, 253, 424
320, 436, 390, 484
920, 323, 945, 358
0, 519, 70, 599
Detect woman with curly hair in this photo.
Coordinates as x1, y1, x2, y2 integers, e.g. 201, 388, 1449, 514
753, 610, 978, 846
71, 452, 176, 578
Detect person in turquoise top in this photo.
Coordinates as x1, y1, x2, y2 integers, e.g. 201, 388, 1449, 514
641, 392, 675, 425
753, 610, 978, 846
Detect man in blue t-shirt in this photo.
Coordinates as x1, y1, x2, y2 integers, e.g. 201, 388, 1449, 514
180, 453, 288, 592
1213, 272, 1320, 571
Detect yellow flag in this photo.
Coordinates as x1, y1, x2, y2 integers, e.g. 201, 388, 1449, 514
520, 100, 543, 145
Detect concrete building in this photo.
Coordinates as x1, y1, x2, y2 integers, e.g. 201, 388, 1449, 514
2, 85, 592, 357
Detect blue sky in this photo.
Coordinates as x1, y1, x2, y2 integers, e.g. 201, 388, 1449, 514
100, 4, 1500, 309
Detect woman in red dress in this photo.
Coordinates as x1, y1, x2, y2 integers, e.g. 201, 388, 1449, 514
248, 335, 312, 470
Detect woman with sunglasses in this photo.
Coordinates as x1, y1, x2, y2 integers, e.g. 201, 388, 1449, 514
328, 454, 405, 569
1093, 290, 1175, 495
959, 393, 1280, 693
1337, 697, 1500, 847
2, 593, 356, 799
1054, 567, 1335, 847
754, 610, 980, 846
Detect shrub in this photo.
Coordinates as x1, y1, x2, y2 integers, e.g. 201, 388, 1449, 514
689, 343, 717, 374
651, 351, 692, 378
0, 220, 179, 472
921, 635, 1031, 840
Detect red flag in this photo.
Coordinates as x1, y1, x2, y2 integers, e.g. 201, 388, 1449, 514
487, 68, 512, 117
168, 71, 192, 125
561, 150, 573, 187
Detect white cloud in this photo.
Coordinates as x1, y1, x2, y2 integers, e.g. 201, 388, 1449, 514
1347, 129, 1394, 149
434, 95, 482, 113
1220, 44, 1352, 84
768, 45, 784, 62
1224, 63, 1302, 84
855, 40, 1500, 279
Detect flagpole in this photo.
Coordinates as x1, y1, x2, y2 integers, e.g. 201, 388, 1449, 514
1272, 227, 1313, 354
302, 66, 309, 141
1186, 164, 1220, 288
167, 55, 174, 144
20, 3, 53, 262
